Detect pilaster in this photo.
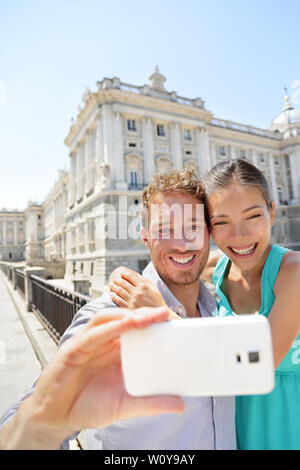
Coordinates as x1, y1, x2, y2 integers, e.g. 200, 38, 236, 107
142, 117, 155, 184
171, 122, 182, 170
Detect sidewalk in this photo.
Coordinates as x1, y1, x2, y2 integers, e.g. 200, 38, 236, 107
0, 272, 80, 449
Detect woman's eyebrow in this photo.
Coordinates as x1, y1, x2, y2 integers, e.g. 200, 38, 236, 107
242, 204, 264, 213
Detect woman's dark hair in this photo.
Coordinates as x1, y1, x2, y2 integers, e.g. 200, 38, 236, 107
204, 159, 273, 209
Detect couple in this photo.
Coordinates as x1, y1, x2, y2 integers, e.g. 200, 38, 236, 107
1, 159, 299, 450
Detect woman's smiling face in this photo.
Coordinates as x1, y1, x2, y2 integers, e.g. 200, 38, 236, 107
207, 183, 276, 271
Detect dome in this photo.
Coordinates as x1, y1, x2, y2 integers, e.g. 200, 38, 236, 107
270, 97, 300, 132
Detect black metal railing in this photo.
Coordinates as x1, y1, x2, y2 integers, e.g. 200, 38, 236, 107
30, 275, 90, 343
15, 269, 25, 297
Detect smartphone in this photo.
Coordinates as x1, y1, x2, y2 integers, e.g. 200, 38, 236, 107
120, 314, 274, 397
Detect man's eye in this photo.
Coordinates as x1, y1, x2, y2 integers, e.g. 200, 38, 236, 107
212, 221, 227, 226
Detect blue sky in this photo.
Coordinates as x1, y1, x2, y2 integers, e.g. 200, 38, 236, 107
0, 0, 299, 209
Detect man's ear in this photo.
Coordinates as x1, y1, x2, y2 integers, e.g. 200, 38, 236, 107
140, 225, 149, 248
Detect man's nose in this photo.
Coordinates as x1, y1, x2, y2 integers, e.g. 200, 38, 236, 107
171, 232, 204, 251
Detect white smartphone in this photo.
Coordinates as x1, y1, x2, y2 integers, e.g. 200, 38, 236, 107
120, 314, 274, 397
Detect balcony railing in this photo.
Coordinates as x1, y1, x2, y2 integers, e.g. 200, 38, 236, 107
128, 183, 147, 191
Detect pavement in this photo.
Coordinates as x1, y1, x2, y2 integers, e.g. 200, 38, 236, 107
0, 271, 81, 449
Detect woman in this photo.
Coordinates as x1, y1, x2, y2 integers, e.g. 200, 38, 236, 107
109, 160, 300, 450
202, 159, 300, 450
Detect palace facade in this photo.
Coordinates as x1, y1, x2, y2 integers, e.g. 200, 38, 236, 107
4, 69, 300, 296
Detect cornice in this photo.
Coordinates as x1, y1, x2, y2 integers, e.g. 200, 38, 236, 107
64, 88, 212, 148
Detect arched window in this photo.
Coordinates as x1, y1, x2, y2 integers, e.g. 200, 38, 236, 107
125, 153, 144, 189
155, 155, 173, 174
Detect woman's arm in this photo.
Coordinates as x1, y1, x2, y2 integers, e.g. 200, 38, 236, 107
269, 251, 300, 369
200, 249, 223, 284
109, 267, 180, 319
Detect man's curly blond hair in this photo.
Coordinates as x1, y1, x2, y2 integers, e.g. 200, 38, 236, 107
141, 169, 208, 229
142, 169, 206, 208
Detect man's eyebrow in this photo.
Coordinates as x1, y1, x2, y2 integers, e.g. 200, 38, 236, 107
210, 205, 264, 219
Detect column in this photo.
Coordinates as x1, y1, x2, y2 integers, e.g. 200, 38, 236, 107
289, 147, 300, 202
281, 155, 290, 200
210, 142, 217, 166
69, 152, 77, 207
102, 105, 114, 166
230, 145, 237, 161
3, 219, 6, 246
268, 154, 279, 205
251, 149, 258, 167
85, 129, 95, 195
142, 117, 155, 184
13, 220, 17, 246
96, 114, 103, 164
171, 122, 182, 170
76, 142, 85, 201
114, 112, 126, 188
196, 127, 211, 176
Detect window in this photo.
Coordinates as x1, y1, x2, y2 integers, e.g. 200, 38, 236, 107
129, 142, 136, 147
240, 149, 246, 159
157, 124, 165, 137
218, 146, 226, 157
90, 262, 94, 276
184, 129, 192, 141
259, 153, 265, 164
130, 171, 138, 188
185, 150, 192, 156
127, 119, 136, 131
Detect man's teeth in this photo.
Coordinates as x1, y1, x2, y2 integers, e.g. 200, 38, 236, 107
171, 255, 194, 264
231, 244, 256, 255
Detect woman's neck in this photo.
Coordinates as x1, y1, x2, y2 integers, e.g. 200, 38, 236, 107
229, 243, 272, 285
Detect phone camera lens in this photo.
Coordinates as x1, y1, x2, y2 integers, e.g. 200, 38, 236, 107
248, 351, 260, 363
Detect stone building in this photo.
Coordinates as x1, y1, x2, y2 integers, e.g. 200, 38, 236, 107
2, 69, 300, 295
0, 209, 25, 261
61, 68, 300, 294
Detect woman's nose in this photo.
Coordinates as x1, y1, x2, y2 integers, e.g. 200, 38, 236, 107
229, 223, 250, 239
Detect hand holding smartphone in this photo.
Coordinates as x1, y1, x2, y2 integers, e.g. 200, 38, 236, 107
121, 315, 274, 397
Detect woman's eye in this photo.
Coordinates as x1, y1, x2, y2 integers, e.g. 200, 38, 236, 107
248, 214, 262, 220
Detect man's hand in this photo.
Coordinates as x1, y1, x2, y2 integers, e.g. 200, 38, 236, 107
0, 308, 184, 450
109, 267, 167, 309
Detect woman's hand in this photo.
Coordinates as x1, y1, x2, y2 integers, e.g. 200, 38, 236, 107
109, 267, 167, 309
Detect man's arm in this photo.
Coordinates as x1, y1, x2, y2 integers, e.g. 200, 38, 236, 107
0, 307, 184, 450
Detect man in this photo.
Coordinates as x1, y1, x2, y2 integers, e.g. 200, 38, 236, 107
0, 169, 236, 450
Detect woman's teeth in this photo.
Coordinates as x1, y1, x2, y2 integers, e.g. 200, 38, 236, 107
171, 255, 194, 265
230, 244, 256, 255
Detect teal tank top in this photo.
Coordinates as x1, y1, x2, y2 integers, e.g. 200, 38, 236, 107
212, 245, 300, 450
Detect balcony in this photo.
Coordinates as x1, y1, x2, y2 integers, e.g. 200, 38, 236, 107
128, 183, 147, 191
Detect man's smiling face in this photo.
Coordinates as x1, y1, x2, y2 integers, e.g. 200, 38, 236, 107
142, 191, 210, 288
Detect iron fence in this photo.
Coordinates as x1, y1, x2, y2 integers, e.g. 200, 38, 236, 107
15, 269, 25, 297
30, 275, 90, 343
